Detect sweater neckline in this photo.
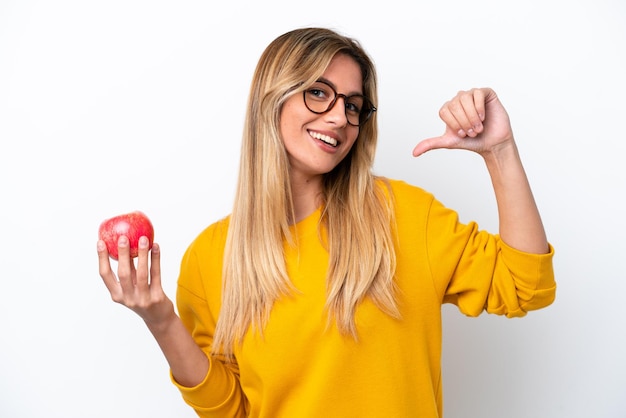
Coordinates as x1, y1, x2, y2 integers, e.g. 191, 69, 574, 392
290, 206, 322, 237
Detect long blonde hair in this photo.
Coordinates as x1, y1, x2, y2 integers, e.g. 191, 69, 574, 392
213, 27, 399, 358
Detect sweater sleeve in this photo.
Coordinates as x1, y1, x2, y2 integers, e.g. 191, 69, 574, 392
171, 219, 249, 417
393, 178, 556, 317
422, 189, 556, 317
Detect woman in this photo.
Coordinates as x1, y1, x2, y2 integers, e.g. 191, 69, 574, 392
97, 27, 556, 417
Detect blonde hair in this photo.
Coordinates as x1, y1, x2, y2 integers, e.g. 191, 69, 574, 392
213, 27, 399, 358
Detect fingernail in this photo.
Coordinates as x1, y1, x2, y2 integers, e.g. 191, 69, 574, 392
118, 236, 129, 246
139, 236, 148, 248
457, 129, 466, 137
97, 240, 106, 251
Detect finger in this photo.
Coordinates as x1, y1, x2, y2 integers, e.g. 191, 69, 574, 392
412, 137, 438, 157
116, 235, 135, 293
412, 129, 458, 157
135, 236, 151, 293
459, 90, 485, 137
438, 105, 466, 138
149, 242, 162, 290
475, 88, 490, 123
450, 93, 476, 136
97, 240, 122, 299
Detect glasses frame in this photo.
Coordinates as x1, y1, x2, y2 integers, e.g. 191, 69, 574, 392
302, 80, 377, 127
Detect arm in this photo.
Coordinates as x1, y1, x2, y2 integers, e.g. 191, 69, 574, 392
412, 88, 548, 254
97, 235, 209, 387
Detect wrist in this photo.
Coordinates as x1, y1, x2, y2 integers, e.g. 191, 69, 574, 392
481, 135, 516, 157
144, 303, 178, 336
481, 139, 521, 171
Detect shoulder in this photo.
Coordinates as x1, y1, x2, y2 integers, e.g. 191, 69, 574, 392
187, 216, 231, 253
177, 216, 230, 300
180, 215, 231, 273
374, 177, 435, 209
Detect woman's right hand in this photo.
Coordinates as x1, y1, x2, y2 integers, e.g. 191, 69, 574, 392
97, 235, 175, 326
98, 235, 211, 387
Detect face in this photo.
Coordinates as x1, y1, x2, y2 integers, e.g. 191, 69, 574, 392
279, 53, 363, 184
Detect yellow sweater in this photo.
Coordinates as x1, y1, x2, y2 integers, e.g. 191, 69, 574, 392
172, 179, 556, 417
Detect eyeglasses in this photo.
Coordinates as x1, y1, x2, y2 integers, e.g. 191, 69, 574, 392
303, 80, 376, 126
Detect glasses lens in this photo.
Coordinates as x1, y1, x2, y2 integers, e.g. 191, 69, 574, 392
304, 82, 334, 112
303, 81, 374, 126
344, 95, 365, 126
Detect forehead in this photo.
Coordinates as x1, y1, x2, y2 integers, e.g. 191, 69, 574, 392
320, 53, 363, 94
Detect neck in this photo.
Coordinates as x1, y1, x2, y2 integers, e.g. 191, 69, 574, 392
290, 173, 323, 224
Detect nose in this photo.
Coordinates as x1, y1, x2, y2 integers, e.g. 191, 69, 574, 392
324, 95, 349, 126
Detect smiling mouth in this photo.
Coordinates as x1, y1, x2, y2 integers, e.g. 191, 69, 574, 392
309, 131, 338, 147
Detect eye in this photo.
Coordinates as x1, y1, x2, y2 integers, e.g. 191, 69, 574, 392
345, 96, 364, 115
307, 88, 325, 99
305, 83, 333, 102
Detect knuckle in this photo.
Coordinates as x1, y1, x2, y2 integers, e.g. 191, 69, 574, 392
111, 293, 124, 304
439, 105, 451, 117
448, 100, 462, 113
132, 298, 154, 311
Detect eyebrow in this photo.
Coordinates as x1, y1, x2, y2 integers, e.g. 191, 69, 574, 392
316, 77, 363, 96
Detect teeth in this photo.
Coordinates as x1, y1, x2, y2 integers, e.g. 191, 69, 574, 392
310, 131, 338, 147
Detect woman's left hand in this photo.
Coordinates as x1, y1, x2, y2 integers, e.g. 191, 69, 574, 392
412, 88, 514, 157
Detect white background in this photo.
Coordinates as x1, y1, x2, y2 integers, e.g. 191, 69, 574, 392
1, 1, 624, 417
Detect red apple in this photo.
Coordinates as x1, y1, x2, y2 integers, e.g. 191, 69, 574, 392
98, 211, 154, 260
